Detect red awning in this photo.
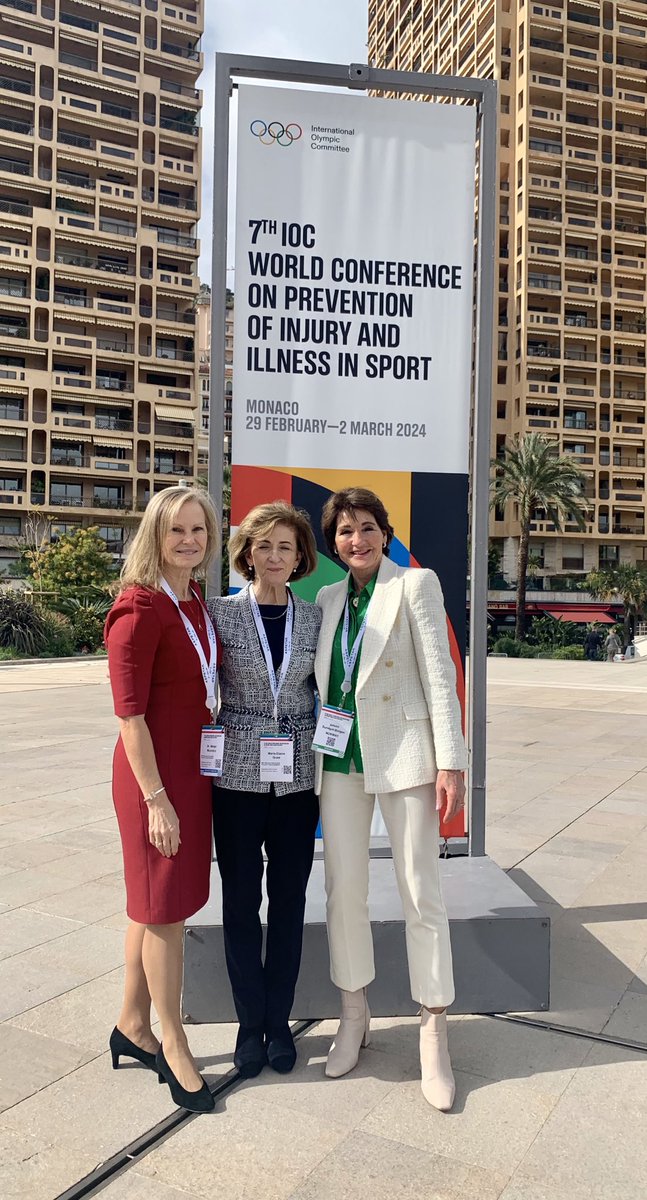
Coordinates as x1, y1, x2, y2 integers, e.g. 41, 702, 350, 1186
546, 608, 615, 624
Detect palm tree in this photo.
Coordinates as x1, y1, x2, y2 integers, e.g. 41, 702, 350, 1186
585, 564, 647, 648
490, 433, 589, 640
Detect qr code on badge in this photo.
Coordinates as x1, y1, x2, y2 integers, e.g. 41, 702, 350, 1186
325, 735, 336, 747
282, 765, 292, 775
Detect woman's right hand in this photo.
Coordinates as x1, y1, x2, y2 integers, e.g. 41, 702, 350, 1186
147, 796, 181, 857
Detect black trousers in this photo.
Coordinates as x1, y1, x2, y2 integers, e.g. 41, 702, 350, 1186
212, 785, 319, 1034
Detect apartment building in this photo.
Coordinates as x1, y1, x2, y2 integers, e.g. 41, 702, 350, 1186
369, 0, 647, 588
196, 283, 233, 483
0, 0, 203, 572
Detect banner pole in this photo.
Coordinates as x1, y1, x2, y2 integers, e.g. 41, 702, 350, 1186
207, 53, 233, 596
468, 80, 498, 856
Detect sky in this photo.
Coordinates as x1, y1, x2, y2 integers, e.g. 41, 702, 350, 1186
197, 1, 368, 285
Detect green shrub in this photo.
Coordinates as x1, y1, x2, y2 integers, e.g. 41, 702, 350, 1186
550, 644, 584, 660
59, 594, 113, 620
40, 609, 75, 657
71, 608, 104, 653
490, 636, 521, 657
518, 643, 539, 658
0, 592, 46, 656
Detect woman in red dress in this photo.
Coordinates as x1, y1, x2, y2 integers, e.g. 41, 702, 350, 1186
104, 485, 219, 1113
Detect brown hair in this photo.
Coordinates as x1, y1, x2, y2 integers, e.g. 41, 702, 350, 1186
229, 500, 318, 581
321, 488, 394, 558
120, 486, 220, 592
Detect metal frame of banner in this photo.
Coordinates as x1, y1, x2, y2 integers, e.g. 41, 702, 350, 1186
209, 54, 497, 858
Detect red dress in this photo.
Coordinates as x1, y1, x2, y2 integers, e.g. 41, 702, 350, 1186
105, 585, 213, 924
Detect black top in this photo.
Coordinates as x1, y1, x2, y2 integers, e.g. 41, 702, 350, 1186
258, 605, 288, 671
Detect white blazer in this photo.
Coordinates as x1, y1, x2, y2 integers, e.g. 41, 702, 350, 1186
314, 555, 467, 795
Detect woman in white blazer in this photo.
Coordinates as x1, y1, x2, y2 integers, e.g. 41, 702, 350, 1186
314, 487, 467, 1111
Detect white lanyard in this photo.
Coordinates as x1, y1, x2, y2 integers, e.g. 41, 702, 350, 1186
340, 595, 368, 703
160, 578, 218, 717
248, 584, 294, 722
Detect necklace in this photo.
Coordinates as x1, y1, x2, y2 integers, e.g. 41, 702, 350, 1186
260, 605, 288, 620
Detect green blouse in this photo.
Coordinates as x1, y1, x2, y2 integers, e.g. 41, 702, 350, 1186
323, 574, 376, 775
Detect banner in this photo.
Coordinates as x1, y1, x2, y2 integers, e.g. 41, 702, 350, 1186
232, 84, 477, 838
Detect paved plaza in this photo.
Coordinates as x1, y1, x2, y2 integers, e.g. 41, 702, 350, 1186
0, 657, 647, 1199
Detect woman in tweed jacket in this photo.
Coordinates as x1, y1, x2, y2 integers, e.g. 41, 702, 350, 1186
314, 488, 467, 1112
207, 501, 321, 1079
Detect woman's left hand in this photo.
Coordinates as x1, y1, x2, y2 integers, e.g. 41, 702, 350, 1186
435, 769, 465, 820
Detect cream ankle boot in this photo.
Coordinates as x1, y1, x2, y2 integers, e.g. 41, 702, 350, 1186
419, 1008, 455, 1112
325, 988, 370, 1078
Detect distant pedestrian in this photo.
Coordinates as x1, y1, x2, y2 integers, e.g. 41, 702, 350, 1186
604, 630, 622, 662
584, 627, 602, 661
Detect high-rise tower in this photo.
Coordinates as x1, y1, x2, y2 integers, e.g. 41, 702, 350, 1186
0, 0, 203, 573
369, 0, 647, 586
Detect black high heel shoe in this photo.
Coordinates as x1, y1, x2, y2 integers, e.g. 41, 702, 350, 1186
156, 1046, 215, 1113
109, 1026, 158, 1072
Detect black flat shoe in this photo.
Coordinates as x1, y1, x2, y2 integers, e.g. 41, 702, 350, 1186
234, 1028, 267, 1078
266, 1026, 297, 1074
155, 1046, 215, 1113
109, 1026, 158, 1072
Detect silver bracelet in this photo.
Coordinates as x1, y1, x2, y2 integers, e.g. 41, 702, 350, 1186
144, 785, 166, 804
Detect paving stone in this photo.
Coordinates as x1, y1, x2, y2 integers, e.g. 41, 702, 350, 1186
100, 1175, 205, 1200
0, 1024, 94, 1113
26, 878, 125, 924
135, 1091, 347, 1200
514, 1043, 647, 1200
360, 1070, 556, 1177
8, 968, 127, 1053
0, 908, 82, 960
448, 1015, 590, 1100
287, 1129, 507, 1200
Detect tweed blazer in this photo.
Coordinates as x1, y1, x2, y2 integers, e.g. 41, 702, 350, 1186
314, 555, 467, 795
207, 588, 321, 795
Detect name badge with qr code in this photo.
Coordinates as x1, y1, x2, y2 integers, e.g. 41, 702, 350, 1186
200, 726, 225, 777
312, 705, 354, 758
259, 735, 294, 783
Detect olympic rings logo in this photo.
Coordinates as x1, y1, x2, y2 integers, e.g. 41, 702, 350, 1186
250, 119, 303, 147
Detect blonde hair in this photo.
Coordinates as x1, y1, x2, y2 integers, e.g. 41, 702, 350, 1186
120, 486, 220, 592
229, 500, 318, 581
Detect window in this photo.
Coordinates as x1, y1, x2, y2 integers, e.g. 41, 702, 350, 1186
0, 517, 20, 534
0, 276, 27, 298
599, 544, 619, 565
51, 482, 83, 503
0, 399, 24, 420
0, 476, 20, 490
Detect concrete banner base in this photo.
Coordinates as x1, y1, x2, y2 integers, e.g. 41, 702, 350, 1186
183, 851, 550, 1022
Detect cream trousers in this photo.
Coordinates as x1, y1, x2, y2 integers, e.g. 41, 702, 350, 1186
320, 769, 455, 1008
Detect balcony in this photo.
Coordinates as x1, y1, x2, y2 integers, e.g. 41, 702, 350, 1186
0, 197, 32, 217
57, 171, 95, 191
96, 377, 131, 392
160, 79, 200, 100
55, 251, 132, 275
59, 11, 99, 32
156, 230, 197, 249
91, 494, 127, 509
145, 36, 201, 60
49, 493, 85, 507
94, 415, 134, 433
50, 453, 91, 468
159, 116, 198, 136
96, 337, 135, 354
0, 155, 31, 177
0, 74, 33, 97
